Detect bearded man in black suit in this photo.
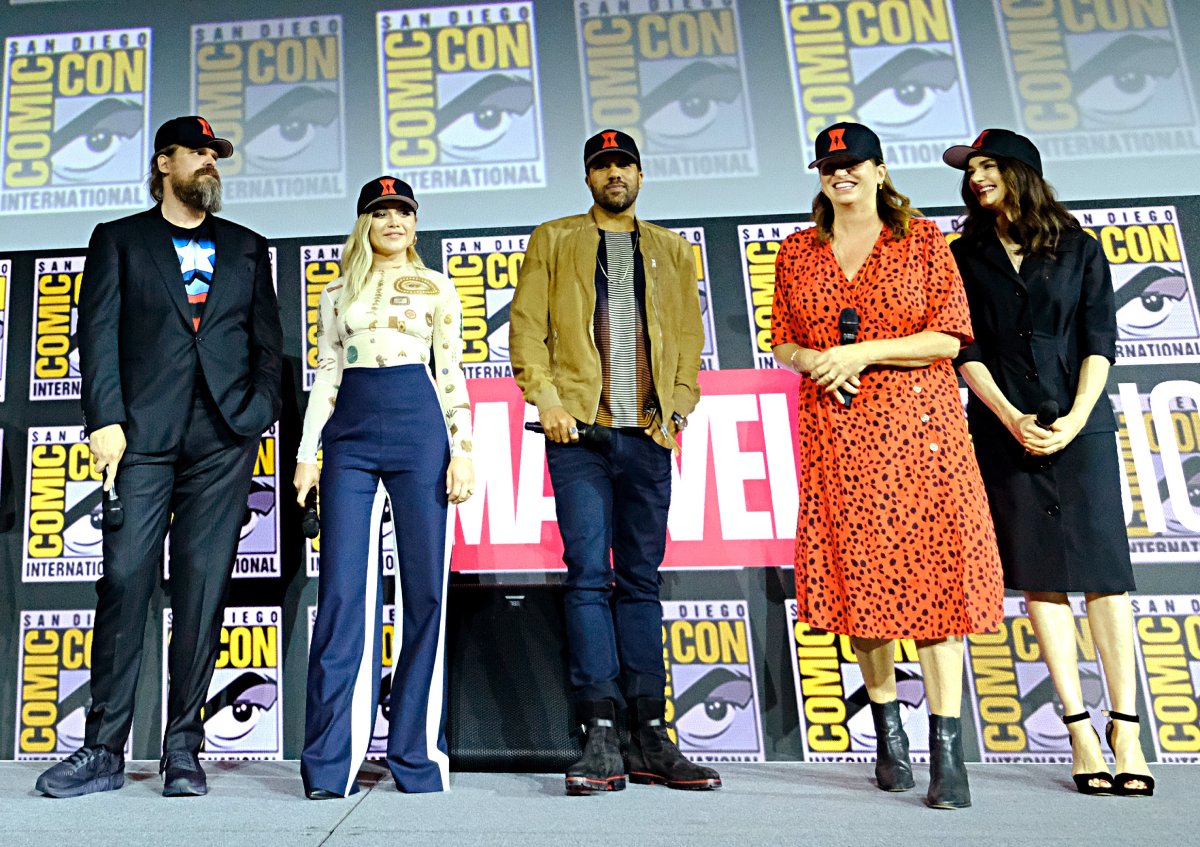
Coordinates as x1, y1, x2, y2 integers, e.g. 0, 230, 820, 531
36, 116, 283, 798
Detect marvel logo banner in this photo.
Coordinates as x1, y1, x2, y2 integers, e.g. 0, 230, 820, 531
451, 368, 800, 571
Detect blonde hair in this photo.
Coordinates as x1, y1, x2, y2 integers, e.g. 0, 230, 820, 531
811, 163, 920, 242
339, 212, 426, 304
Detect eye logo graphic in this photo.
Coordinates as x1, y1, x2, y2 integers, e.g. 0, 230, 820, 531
442, 232, 529, 377
163, 424, 279, 580
377, 3, 546, 194
780, 0, 974, 169
787, 601, 933, 761
576, 0, 758, 182
16, 610, 135, 760
661, 602, 764, 762
29, 256, 85, 402
23, 426, 105, 583
966, 597, 1114, 762
737, 221, 814, 369
301, 243, 343, 393
192, 15, 346, 201
672, 227, 720, 370
827, 128, 847, 151
0, 27, 151, 215
164, 607, 283, 760
994, 0, 1199, 159
1129, 596, 1200, 763
1071, 206, 1200, 364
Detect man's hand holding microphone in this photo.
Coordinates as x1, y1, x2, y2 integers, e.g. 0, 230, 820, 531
89, 423, 126, 530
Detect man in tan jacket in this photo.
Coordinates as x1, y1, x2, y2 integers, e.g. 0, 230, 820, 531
510, 129, 718, 795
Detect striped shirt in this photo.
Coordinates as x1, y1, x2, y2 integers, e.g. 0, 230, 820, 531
594, 230, 654, 428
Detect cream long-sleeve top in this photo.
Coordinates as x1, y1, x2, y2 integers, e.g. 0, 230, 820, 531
297, 267, 473, 463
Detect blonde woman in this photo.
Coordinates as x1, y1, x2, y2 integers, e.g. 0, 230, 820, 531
294, 177, 473, 799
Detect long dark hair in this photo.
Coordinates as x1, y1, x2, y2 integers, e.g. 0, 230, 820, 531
958, 157, 1079, 254
812, 160, 919, 242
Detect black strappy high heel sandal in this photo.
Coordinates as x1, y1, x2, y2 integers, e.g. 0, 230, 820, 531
1063, 712, 1113, 795
1103, 710, 1156, 798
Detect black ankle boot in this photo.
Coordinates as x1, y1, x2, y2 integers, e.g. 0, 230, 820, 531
627, 698, 721, 791
870, 700, 914, 791
927, 714, 971, 809
565, 700, 626, 795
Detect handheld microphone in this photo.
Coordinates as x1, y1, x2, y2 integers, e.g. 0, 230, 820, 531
1036, 399, 1060, 429
102, 482, 124, 531
836, 307, 860, 408
524, 421, 613, 449
301, 489, 320, 539
1025, 399, 1061, 467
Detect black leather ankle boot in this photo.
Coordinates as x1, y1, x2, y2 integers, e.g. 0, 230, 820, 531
927, 714, 971, 809
565, 700, 626, 795
870, 700, 914, 791
627, 698, 721, 791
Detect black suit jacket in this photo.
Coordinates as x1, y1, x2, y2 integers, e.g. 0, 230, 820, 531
952, 227, 1118, 440
78, 207, 284, 453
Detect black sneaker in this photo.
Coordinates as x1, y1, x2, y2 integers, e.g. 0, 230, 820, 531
35, 746, 125, 798
161, 750, 207, 797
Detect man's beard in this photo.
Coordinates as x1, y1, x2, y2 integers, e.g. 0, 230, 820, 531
173, 168, 222, 213
592, 180, 638, 214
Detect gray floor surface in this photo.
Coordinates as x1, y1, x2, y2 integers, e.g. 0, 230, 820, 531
0, 761, 1195, 846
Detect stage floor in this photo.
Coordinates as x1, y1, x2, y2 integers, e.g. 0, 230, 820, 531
0, 761, 1194, 846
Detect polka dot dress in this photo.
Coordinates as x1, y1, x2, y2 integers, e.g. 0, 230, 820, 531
771, 219, 1003, 639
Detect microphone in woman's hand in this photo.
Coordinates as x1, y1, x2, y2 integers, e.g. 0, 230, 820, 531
836, 307, 859, 408
301, 489, 320, 538
1036, 399, 1060, 429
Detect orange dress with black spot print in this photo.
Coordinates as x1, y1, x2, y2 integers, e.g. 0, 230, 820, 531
771, 218, 1003, 639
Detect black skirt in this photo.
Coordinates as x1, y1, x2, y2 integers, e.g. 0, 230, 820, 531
973, 429, 1136, 593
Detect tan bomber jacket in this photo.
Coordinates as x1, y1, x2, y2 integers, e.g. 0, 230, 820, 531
509, 208, 704, 451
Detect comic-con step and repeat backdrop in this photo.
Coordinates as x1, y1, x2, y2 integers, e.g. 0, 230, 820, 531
2, 0, 1199, 252
2, 192, 1200, 761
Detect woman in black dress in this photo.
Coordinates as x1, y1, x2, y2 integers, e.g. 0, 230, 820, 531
943, 129, 1153, 797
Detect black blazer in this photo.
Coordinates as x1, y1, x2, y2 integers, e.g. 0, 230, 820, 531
952, 227, 1117, 439
78, 207, 283, 453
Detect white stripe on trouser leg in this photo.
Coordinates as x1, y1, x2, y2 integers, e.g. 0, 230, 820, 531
414, 367, 452, 790
342, 482, 387, 797
423, 504, 454, 790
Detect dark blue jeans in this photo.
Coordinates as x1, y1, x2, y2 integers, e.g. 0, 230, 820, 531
546, 428, 672, 705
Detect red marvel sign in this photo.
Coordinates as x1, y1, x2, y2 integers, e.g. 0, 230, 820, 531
451, 369, 801, 572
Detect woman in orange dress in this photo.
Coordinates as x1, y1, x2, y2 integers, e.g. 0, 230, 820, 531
771, 122, 1003, 809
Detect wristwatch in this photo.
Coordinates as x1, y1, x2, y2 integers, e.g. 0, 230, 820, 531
671, 412, 687, 431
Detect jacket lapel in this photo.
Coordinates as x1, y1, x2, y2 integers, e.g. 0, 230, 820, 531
200, 216, 230, 321
139, 209, 194, 330
978, 232, 1027, 290
576, 213, 601, 310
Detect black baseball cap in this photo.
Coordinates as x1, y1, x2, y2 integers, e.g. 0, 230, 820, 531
584, 129, 640, 169
943, 128, 1043, 176
808, 122, 883, 169
154, 116, 233, 158
356, 176, 418, 216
